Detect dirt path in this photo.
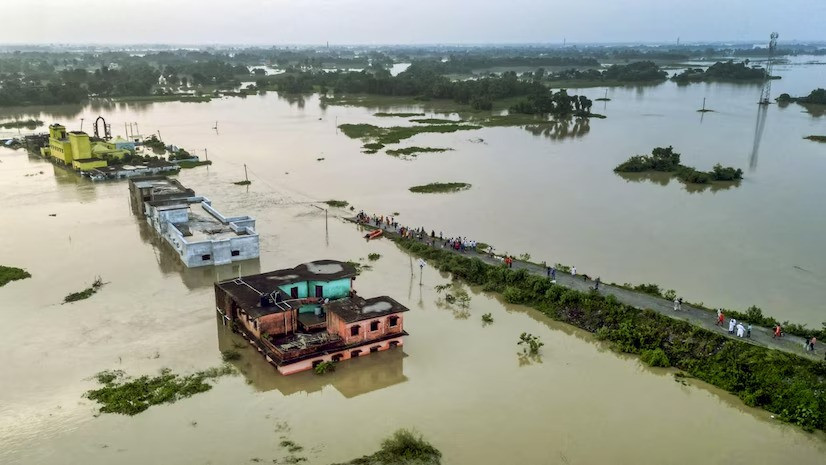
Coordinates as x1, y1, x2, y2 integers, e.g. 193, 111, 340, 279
349, 217, 821, 361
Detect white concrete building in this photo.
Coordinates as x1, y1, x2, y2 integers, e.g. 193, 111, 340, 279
129, 176, 260, 267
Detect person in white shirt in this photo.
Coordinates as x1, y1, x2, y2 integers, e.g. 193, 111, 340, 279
571, 266, 577, 276
736, 323, 745, 338
728, 318, 737, 335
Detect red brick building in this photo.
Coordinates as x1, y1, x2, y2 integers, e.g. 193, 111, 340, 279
214, 260, 409, 375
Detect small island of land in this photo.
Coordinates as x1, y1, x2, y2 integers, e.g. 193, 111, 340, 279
325, 200, 349, 208
0, 265, 31, 287
672, 60, 771, 83
778, 88, 826, 105
615, 146, 743, 186
803, 135, 826, 143
0, 119, 44, 129
409, 182, 471, 193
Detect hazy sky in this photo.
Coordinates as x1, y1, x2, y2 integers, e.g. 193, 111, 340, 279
3, 0, 824, 45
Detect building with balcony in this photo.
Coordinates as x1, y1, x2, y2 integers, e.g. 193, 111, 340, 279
214, 260, 409, 375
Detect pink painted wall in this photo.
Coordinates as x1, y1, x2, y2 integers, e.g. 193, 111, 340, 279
327, 312, 404, 345
277, 336, 404, 375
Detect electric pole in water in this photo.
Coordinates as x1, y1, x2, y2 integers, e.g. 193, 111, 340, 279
80, 118, 84, 132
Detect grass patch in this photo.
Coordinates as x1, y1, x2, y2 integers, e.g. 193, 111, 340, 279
233, 180, 251, 185
178, 160, 212, 169
804, 135, 826, 143
221, 349, 241, 361
367, 253, 381, 261
339, 123, 481, 146
409, 182, 471, 193
0, 265, 31, 287
85, 365, 234, 416
333, 429, 441, 465
64, 277, 104, 303
386, 146, 452, 157
362, 142, 385, 152
374, 112, 425, 117
640, 348, 670, 367
409, 118, 462, 124
325, 200, 349, 208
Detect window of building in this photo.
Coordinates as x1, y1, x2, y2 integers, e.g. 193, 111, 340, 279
312, 360, 322, 368
315, 285, 323, 298
370, 320, 379, 332
201, 254, 211, 261
332, 354, 343, 362
370, 346, 380, 353
388, 316, 399, 327
389, 341, 400, 349
351, 350, 362, 358
350, 325, 360, 336
231, 250, 240, 257
290, 287, 299, 299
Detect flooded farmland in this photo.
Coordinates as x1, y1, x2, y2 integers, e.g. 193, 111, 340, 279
1, 57, 826, 464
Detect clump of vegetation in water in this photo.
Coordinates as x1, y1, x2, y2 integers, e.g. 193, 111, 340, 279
279, 440, 305, 453
64, 277, 104, 303
0, 118, 43, 129
367, 253, 381, 261
233, 180, 251, 185
325, 200, 349, 208
394, 237, 826, 432
803, 135, 826, 143
313, 361, 335, 375
221, 349, 241, 361
482, 313, 494, 324
409, 118, 462, 124
85, 365, 234, 415
409, 182, 471, 193
0, 265, 31, 287
386, 146, 452, 157
333, 429, 441, 465
339, 123, 481, 146
374, 112, 425, 117
362, 142, 385, 154
177, 159, 212, 169
641, 348, 670, 367
346, 261, 371, 275
518, 332, 544, 355
614, 146, 743, 185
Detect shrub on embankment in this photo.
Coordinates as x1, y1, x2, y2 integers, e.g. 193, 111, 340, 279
394, 237, 826, 432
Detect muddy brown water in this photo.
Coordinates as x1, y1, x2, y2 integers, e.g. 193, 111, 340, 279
1, 57, 826, 464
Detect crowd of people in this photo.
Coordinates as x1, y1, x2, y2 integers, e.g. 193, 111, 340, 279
354, 211, 819, 356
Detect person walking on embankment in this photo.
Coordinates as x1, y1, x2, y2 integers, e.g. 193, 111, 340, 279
773, 324, 783, 339
728, 318, 737, 335
571, 266, 577, 276
716, 309, 725, 326
594, 277, 600, 291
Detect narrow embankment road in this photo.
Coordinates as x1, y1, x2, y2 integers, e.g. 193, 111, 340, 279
347, 217, 820, 361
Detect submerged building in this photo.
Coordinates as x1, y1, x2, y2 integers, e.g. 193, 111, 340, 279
214, 260, 409, 375
128, 176, 259, 267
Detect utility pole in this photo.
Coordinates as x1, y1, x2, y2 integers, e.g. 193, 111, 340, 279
204, 148, 208, 161
157, 130, 162, 142
124, 122, 128, 138
80, 118, 84, 132
702, 98, 706, 111
243, 163, 249, 183
135, 123, 140, 137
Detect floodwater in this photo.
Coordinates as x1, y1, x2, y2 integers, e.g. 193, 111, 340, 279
1, 57, 826, 464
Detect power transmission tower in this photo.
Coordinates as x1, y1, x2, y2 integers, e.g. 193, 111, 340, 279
758, 32, 779, 105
